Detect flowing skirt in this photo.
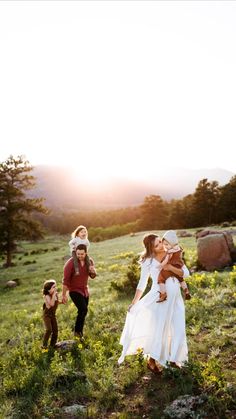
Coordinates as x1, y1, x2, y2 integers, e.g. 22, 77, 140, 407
118, 277, 188, 366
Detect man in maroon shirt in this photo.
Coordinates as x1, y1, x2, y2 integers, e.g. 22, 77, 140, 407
62, 244, 96, 338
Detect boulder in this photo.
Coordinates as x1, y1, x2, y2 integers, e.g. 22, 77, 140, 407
177, 230, 193, 238
54, 340, 77, 351
197, 234, 232, 271
163, 394, 206, 418
5, 280, 17, 288
196, 229, 236, 261
61, 404, 86, 415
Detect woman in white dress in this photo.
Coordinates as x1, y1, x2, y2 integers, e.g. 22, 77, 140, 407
118, 233, 189, 372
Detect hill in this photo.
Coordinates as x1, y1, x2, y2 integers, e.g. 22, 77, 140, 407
31, 166, 235, 210
0, 231, 235, 417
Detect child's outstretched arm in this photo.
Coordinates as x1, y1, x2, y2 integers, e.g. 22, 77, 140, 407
56, 292, 63, 304
160, 254, 170, 269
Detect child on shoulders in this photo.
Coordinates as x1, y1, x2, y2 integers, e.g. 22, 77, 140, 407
69, 225, 91, 275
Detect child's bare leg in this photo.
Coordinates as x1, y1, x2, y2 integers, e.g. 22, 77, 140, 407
72, 250, 79, 275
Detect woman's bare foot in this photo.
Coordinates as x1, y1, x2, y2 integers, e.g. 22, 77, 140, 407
147, 358, 162, 374
169, 361, 181, 369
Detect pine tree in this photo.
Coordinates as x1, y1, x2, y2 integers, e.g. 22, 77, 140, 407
191, 178, 220, 227
140, 195, 168, 230
0, 155, 48, 267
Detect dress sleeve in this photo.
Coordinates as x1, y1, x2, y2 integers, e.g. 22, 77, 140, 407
136, 259, 151, 292
182, 264, 190, 278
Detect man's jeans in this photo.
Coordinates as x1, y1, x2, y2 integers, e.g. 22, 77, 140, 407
69, 291, 89, 335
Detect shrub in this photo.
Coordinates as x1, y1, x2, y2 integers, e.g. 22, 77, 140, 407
110, 255, 140, 294
230, 265, 236, 286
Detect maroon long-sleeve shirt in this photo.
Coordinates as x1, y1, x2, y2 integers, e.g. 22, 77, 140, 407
63, 257, 96, 297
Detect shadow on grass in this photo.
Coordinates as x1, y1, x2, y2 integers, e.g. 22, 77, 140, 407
113, 359, 236, 419
10, 345, 86, 419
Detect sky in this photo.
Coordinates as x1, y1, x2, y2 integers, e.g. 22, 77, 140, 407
0, 1, 236, 181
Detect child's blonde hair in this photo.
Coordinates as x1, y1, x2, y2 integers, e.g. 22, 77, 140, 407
71, 225, 87, 238
43, 279, 56, 295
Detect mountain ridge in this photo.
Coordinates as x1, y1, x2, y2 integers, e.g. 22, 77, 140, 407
30, 166, 235, 210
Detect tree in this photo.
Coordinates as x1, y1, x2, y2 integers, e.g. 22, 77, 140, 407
191, 178, 220, 227
218, 175, 236, 222
168, 199, 186, 229
0, 155, 48, 267
140, 195, 168, 230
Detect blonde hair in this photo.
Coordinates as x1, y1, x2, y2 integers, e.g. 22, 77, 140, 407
71, 225, 87, 239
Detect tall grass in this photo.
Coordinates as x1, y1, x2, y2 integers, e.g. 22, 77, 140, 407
0, 231, 235, 418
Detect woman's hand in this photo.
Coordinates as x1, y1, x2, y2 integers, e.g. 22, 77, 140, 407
128, 303, 134, 312
163, 263, 171, 270
163, 264, 184, 277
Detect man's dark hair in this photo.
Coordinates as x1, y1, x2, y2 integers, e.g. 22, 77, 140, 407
76, 244, 87, 252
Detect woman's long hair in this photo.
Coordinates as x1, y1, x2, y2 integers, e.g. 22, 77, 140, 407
140, 234, 160, 262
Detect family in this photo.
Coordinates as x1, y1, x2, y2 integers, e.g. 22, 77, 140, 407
42, 225, 96, 348
42, 225, 191, 373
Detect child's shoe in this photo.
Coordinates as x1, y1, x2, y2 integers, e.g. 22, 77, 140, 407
184, 289, 191, 300
156, 291, 167, 303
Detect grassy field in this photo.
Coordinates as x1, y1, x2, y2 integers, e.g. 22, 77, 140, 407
0, 230, 236, 418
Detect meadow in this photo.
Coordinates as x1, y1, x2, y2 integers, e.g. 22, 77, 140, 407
0, 230, 236, 418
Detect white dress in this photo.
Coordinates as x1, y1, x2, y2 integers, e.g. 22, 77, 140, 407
118, 257, 189, 366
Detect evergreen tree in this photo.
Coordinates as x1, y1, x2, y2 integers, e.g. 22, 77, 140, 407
168, 199, 186, 229
218, 175, 236, 222
140, 194, 168, 230
191, 178, 220, 227
0, 155, 48, 267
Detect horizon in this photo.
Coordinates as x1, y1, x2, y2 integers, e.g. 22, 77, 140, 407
29, 164, 235, 209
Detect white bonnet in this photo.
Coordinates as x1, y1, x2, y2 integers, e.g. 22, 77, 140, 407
162, 230, 178, 246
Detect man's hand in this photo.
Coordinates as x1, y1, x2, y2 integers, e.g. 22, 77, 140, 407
89, 265, 97, 278
62, 294, 68, 304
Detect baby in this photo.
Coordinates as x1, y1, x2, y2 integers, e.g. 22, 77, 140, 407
156, 230, 191, 303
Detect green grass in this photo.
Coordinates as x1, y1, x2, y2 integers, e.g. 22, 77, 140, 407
0, 230, 236, 418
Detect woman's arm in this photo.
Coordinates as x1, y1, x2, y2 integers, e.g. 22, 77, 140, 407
163, 263, 190, 278
163, 263, 184, 277
128, 259, 150, 311
128, 289, 143, 311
